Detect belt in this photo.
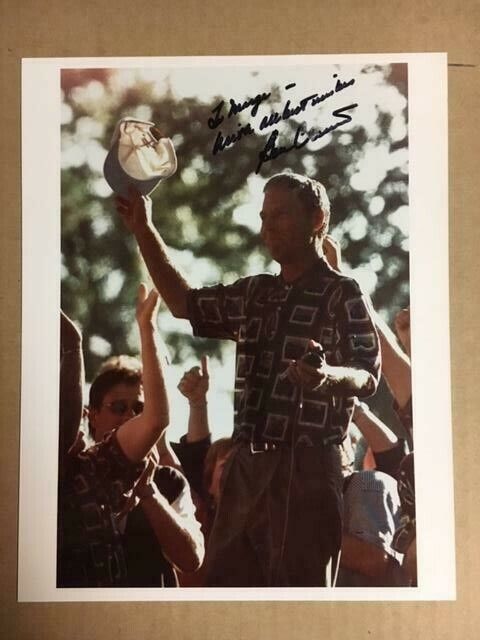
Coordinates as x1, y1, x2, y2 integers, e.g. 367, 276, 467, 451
244, 439, 341, 454
249, 441, 280, 454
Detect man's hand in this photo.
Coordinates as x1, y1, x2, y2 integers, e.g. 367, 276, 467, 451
286, 340, 329, 391
117, 448, 159, 517
286, 359, 329, 391
134, 447, 159, 497
136, 283, 160, 331
177, 355, 209, 405
115, 187, 152, 235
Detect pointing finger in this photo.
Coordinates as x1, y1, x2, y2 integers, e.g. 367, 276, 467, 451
137, 282, 148, 304
201, 355, 209, 377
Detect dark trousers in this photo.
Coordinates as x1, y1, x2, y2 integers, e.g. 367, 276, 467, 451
205, 442, 344, 587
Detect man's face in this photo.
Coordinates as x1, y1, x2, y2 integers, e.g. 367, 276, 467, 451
260, 185, 320, 264
89, 381, 144, 442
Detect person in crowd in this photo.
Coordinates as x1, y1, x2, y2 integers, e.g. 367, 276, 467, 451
370, 303, 415, 585
95, 355, 182, 470
171, 355, 213, 499
174, 353, 405, 587
87, 355, 205, 586
389, 307, 416, 585
58, 284, 171, 587
173, 354, 235, 506
170, 355, 233, 587
337, 399, 406, 586
338, 469, 404, 587
323, 235, 414, 586
115, 172, 381, 587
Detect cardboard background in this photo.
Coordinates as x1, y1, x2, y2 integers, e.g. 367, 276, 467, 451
1, 1, 478, 637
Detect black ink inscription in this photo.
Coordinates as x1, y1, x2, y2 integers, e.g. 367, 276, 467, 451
208, 92, 271, 130
258, 75, 356, 132
212, 122, 255, 155
255, 103, 358, 173
208, 101, 225, 130
333, 73, 355, 92
228, 92, 271, 119
206, 75, 357, 169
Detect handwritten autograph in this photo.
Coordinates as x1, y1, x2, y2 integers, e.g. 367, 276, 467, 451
206, 74, 357, 172
255, 103, 358, 174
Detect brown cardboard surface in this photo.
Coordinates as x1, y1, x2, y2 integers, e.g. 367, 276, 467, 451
1, 0, 479, 638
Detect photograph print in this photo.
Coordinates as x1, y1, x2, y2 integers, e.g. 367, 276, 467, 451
19, 54, 453, 600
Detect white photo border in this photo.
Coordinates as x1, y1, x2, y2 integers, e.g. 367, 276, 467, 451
18, 53, 453, 601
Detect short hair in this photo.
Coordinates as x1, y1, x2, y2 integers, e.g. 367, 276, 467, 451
88, 366, 142, 410
263, 172, 331, 239
97, 354, 142, 376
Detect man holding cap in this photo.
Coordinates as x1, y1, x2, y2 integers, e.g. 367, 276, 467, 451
113, 169, 380, 587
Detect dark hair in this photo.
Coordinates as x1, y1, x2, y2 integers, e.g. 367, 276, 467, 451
88, 367, 142, 410
263, 172, 331, 239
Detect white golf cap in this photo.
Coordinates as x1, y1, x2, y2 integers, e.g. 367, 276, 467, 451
103, 118, 177, 197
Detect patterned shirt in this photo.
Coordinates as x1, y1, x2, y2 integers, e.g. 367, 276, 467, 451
187, 258, 380, 446
57, 431, 146, 587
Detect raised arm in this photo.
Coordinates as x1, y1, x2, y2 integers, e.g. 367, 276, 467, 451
374, 310, 411, 409
116, 284, 169, 462
115, 189, 191, 318
156, 431, 182, 469
177, 355, 211, 443
352, 398, 399, 453
59, 311, 85, 460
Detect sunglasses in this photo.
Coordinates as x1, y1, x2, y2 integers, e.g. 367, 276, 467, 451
102, 400, 144, 416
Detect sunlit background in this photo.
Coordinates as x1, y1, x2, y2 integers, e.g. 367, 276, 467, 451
61, 62, 409, 441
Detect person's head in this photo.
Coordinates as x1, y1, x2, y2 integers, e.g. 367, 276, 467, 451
88, 365, 143, 442
203, 438, 234, 504
261, 172, 331, 264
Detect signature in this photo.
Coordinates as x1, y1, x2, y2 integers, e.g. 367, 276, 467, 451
255, 104, 358, 174
205, 74, 357, 170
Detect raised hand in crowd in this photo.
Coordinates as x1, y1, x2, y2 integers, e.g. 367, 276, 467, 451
114, 283, 169, 462
177, 355, 210, 443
